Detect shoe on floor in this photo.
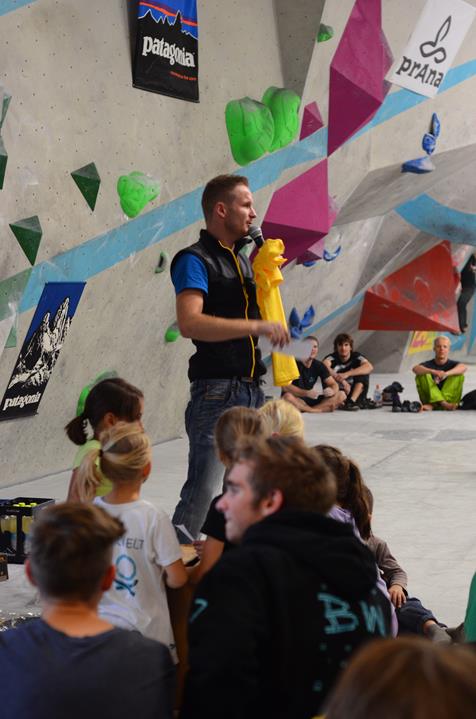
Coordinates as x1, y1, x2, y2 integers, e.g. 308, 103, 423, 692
426, 624, 451, 644
446, 623, 466, 643
343, 399, 360, 411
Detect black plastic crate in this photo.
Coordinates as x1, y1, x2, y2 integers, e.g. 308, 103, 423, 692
0, 497, 55, 564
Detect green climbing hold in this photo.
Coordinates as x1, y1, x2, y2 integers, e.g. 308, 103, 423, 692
261, 87, 300, 152
76, 369, 118, 417
165, 322, 181, 343
9, 216, 43, 265
0, 136, 7, 190
71, 162, 101, 211
225, 97, 274, 166
117, 171, 160, 218
317, 24, 334, 42
0, 90, 11, 131
5, 324, 16, 348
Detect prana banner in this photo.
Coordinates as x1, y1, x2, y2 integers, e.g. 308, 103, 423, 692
0, 282, 86, 421
133, 0, 199, 103
388, 0, 476, 98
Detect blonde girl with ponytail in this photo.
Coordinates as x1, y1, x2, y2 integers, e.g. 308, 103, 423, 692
79, 421, 187, 660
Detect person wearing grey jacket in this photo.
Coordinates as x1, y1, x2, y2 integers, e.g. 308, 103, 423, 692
367, 534, 449, 642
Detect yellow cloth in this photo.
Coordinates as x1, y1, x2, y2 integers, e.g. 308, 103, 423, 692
252, 239, 299, 386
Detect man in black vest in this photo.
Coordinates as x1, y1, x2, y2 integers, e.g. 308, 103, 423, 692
170, 175, 289, 541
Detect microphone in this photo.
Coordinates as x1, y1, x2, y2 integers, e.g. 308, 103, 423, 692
248, 224, 264, 248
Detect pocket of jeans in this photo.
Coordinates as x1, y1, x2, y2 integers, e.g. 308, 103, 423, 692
204, 381, 232, 402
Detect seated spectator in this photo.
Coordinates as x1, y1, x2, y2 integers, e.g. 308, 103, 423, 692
189, 406, 266, 584
190, 401, 304, 585
65, 377, 144, 501
78, 421, 187, 657
0, 503, 174, 719
324, 637, 476, 719
258, 397, 305, 437
412, 336, 467, 411
364, 487, 450, 644
323, 333, 374, 411
281, 336, 346, 413
181, 437, 392, 718
313, 445, 397, 637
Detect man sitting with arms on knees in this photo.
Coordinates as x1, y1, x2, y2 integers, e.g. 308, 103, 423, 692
282, 336, 346, 413
181, 436, 392, 719
323, 333, 374, 411
412, 336, 467, 411
0, 503, 174, 719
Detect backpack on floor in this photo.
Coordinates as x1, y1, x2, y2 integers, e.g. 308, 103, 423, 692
460, 389, 476, 410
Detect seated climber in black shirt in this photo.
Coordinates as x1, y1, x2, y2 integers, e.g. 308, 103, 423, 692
282, 336, 346, 413
323, 333, 374, 411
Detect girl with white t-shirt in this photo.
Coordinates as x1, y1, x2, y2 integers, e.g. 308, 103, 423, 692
77, 421, 187, 659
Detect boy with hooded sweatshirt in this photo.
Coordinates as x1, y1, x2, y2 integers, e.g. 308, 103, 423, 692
181, 437, 392, 719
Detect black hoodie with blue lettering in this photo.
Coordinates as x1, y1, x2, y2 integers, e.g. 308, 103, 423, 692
181, 509, 392, 719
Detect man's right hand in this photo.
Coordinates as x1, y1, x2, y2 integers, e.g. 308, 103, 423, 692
307, 388, 320, 400
255, 321, 290, 348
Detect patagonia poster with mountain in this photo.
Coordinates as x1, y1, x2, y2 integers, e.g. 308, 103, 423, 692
0, 282, 86, 421
133, 0, 199, 102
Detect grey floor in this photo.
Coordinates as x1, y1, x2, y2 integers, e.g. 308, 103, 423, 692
2, 369, 476, 628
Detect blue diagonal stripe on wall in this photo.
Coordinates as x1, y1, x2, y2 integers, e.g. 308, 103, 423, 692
395, 195, 476, 246
0, 0, 37, 16
1, 59, 476, 320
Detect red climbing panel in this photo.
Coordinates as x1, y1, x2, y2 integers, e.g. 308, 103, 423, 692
359, 241, 460, 332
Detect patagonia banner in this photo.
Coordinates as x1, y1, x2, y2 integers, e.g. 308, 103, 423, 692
133, 0, 199, 103
0, 282, 86, 421
388, 0, 475, 98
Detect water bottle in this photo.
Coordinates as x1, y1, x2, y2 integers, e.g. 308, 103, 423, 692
373, 384, 382, 406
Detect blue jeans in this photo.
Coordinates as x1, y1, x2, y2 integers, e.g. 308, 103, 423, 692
172, 378, 265, 541
397, 597, 440, 635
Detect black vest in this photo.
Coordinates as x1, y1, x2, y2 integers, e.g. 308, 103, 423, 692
171, 230, 266, 381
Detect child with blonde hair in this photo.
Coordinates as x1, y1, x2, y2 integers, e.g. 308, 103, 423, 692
78, 421, 187, 660
258, 398, 305, 439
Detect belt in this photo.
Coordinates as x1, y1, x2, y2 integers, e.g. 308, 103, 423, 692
233, 376, 260, 384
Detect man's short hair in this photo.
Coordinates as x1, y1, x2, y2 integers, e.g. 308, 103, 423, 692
28, 503, 124, 601
334, 333, 354, 352
201, 174, 249, 221
433, 335, 450, 349
233, 436, 336, 514
307, 335, 318, 345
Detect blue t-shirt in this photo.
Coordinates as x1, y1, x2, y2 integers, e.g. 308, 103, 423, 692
171, 253, 208, 295
0, 618, 174, 719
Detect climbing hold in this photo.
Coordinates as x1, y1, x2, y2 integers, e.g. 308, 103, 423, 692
0, 89, 11, 130
117, 171, 160, 218
401, 156, 435, 174
155, 250, 169, 274
302, 260, 318, 267
9, 216, 43, 265
317, 23, 334, 42
288, 305, 315, 339
5, 325, 16, 348
76, 370, 118, 417
262, 87, 300, 152
71, 162, 101, 211
323, 246, 342, 262
165, 322, 181, 343
225, 97, 274, 165
422, 133, 436, 155
299, 102, 324, 140
0, 136, 7, 190
431, 112, 440, 138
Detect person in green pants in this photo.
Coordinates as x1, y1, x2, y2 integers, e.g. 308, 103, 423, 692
412, 336, 467, 411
